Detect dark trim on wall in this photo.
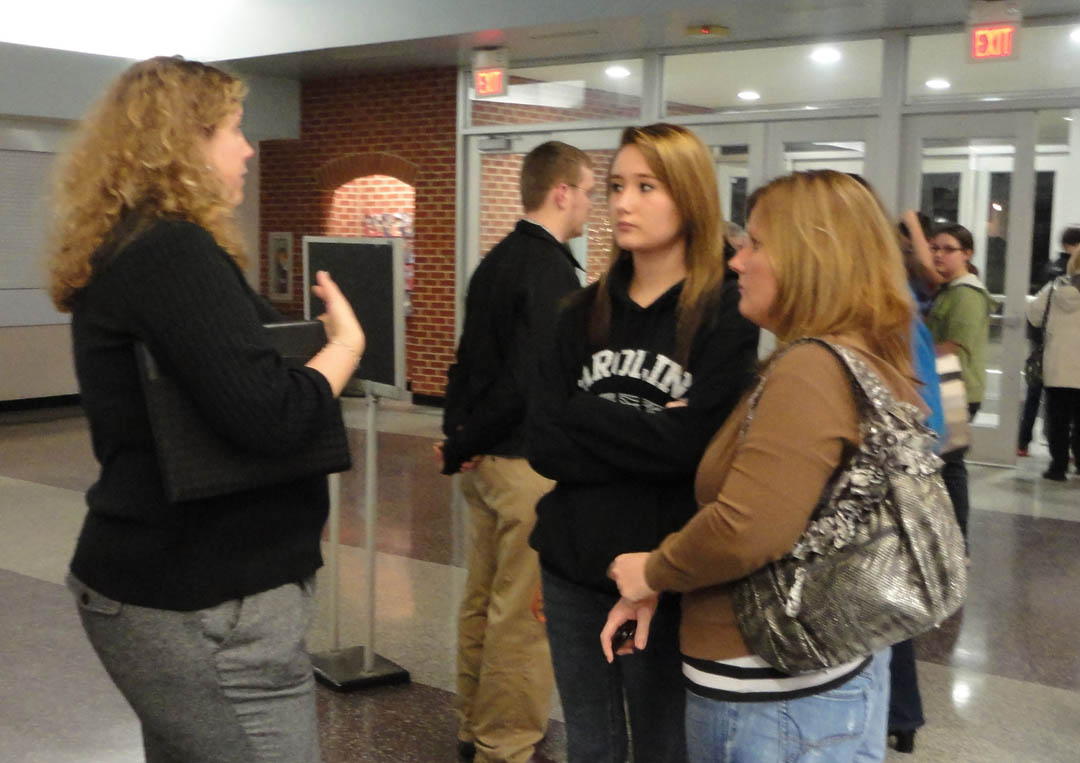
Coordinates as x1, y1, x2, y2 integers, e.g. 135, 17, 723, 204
411, 393, 444, 409
0, 394, 81, 413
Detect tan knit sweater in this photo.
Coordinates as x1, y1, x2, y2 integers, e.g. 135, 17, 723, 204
644, 336, 922, 661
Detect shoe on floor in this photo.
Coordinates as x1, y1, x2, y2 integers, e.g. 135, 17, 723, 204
1042, 469, 1067, 482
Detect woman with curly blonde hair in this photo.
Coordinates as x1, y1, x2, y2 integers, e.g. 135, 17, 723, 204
605, 170, 924, 762
51, 57, 362, 762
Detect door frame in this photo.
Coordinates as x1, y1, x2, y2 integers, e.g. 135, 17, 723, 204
901, 111, 1038, 466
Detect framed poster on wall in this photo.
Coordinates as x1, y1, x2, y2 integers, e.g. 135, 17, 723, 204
268, 232, 293, 301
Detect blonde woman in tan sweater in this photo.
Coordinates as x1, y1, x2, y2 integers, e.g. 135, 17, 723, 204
602, 170, 924, 762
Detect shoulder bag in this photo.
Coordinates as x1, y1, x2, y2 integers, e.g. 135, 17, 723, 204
135, 320, 352, 504
732, 339, 967, 675
1024, 280, 1056, 388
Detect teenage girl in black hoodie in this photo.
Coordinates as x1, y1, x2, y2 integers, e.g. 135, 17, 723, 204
528, 124, 759, 762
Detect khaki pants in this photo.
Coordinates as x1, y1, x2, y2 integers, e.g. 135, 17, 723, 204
457, 456, 555, 763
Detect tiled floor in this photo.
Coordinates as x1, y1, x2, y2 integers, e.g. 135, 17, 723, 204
1, 399, 1078, 762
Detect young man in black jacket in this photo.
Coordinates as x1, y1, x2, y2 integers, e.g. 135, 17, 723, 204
437, 141, 594, 763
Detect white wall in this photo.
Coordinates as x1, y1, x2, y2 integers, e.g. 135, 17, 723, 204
0, 43, 298, 401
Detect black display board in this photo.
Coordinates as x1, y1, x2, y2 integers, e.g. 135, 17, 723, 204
303, 237, 405, 398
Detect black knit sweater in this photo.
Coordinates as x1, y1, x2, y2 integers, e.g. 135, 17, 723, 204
69, 219, 338, 611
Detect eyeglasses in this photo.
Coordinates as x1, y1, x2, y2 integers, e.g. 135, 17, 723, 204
929, 245, 966, 254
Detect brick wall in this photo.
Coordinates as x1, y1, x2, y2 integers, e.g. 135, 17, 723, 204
259, 68, 457, 397
326, 175, 415, 237
257, 67, 704, 397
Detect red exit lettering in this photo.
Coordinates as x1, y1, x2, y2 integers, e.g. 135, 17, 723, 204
971, 25, 1016, 60
474, 68, 505, 97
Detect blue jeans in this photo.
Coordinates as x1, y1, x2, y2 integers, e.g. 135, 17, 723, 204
888, 639, 923, 732
684, 650, 891, 763
540, 567, 687, 763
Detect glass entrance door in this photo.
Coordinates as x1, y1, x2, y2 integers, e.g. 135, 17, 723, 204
764, 118, 875, 181
902, 112, 1038, 465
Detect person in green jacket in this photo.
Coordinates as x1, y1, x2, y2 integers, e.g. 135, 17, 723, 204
925, 222, 993, 548
926, 224, 994, 415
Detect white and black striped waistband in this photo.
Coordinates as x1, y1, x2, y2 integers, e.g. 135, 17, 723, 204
682, 653, 869, 703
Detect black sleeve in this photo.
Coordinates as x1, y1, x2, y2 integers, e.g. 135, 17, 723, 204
442, 253, 580, 474
527, 291, 623, 484
118, 222, 338, 456
534, 281, 759, 480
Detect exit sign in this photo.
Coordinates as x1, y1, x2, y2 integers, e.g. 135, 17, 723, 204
970, 23, 1017, 60
474, 67, 507, 98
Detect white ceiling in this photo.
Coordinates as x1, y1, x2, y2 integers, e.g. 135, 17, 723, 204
10, 1, 1076, 78
5, 1, 1080, 88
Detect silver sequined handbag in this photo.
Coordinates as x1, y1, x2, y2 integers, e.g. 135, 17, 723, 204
732, 339, 967, 675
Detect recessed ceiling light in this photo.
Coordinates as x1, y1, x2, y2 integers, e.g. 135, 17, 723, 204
1066, 116, 1075, 122
803, 105, 820, 110
1071, 27, 1080, 43
981, 96, 1003, 102
926, 78, 951, 90
737, 90, 761, 101
605, 65, 631, 79
991, 202, 1003, 211
810, 46, 842, 64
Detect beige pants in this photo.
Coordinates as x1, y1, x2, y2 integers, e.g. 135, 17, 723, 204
456, 456, 555, 763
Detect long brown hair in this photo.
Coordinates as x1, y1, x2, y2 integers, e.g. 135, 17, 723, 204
748, 170, 914, 377
48, 56, 248, 311
588, 123, 727, 365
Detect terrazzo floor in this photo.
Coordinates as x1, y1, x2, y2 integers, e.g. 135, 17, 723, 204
1, 399, 1078, 762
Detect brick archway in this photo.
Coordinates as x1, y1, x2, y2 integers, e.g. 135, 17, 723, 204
315, 152, 419, 190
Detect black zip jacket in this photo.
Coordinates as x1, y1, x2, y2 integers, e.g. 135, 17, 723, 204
528, 258, 759, 592
441, 220, 582, 474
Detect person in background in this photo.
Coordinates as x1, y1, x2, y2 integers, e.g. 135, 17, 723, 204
925, 223, 992, 545
48, 57, 363, 762
438, 141, 594, 763
885, 205, 947, 755
1019, 226, 1080, 456
1026, 245, 1080, 481
897, 209, 943, 315
528, 123, 758, 762
604, 170, 920, 762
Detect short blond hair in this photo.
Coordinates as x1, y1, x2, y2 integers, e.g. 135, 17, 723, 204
519, 141, 591, 212
748, 170, 914, 377
48, 57, 248, 311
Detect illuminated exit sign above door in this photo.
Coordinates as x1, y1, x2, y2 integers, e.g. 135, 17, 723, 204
472, 48, 509, 99
971, 24, 1017, 60
967, 1, 1021, 61
474, 68, 506, 98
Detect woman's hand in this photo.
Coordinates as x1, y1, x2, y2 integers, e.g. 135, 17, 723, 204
600, 595, 657, 662
607, 552, 656, 602
311, 270, 365, 357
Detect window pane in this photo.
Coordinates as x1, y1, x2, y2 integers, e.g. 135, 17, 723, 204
908, 24, 1080, 102
663, 40, 881, 116
469, 60, 642, 127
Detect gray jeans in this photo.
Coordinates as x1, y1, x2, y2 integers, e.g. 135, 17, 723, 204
68, 574, 320, 763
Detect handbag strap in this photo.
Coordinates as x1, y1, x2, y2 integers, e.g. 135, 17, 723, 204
741, 338, 932, 447
1036, 280, 1056, 343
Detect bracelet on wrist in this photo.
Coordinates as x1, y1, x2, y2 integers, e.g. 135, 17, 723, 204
327, 339, 362, 362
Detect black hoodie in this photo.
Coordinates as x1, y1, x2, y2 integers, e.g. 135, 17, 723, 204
528, 257, 759, 593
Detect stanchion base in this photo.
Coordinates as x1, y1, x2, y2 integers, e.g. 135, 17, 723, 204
310, 646, 410, 692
